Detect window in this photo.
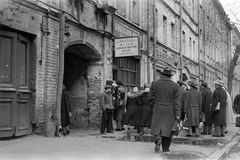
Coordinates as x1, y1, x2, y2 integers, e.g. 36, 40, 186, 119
117, 0, 126, 17
171, 22, 175, 48
132, 0, 140, 25
113, 57, 140, 90
163, 15, 167, 44
189, 37, 192, 58
67, 0, 84, 21
193, 40, 196, 60
182, 31, 186, 55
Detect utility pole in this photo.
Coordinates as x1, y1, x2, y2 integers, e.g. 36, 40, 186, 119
56, 0, 65, 132
147, 0, 151, 84
153, 0, 156, 80
179, 0, 183, 80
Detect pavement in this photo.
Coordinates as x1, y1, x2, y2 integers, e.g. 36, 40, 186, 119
0, 123, 239, 160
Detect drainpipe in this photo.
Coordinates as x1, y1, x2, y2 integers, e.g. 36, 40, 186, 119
153, 0, 156, 81
56, 0, 65, 131
179, 0, 183, 80
147, 0, 150, 84
197, 0, 200, 81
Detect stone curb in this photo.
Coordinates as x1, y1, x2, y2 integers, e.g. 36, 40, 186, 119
206, 129, 240, 160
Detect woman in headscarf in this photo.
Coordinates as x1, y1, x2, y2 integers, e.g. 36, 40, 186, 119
138, 83, 153, 135
124, 86, 141, 135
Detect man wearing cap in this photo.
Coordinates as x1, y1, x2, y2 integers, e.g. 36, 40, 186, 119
114, 80, 126, 131
148, 66, 180, 152
184, 80, 202, 137
211, 79, 227, 137
200, 81, 213, 135
100, 85, 114, 134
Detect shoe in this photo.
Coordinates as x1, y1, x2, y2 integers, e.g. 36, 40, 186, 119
127, 128, 130, 136
66, 129, 70, 135
207, 132, 211, 135
115, 129, 121, 131
225, 131, 228, 134
201, 132, 208, 135
212, 135, 220, 137
107, 131, 114, 133
121, 128, 125, 131
185, 134, 192, 137
154, 139, 161, 152
221, 135, 225, 137
101, 131, 106, 134
163, 149, 170, 152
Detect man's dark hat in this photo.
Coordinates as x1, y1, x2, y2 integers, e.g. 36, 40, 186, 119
161, 66, 174, 76
144, 83, 150, 89
201, 81, 208, 87
116, 80, 123, 85
105, 85, 112, 89
177, 80, 186, 86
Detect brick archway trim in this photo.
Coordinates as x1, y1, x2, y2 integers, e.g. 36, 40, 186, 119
64, 40, 101, 60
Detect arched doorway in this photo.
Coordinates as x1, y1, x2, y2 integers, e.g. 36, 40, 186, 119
64, 41, 101, 128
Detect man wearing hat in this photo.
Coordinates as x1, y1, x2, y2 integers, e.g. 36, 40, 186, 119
148, 66, 180, 152
177, 80, 187, 121
211, 78, 227, 137
114, 80, 126, 131
184, 80, 202, 137
99, 85, 114, 134
200, 81, 213, 135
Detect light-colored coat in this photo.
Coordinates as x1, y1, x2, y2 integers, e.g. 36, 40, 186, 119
148, 78, 180, 137
225, 90, 235, 124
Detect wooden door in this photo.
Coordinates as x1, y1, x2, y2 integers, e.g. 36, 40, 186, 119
0, 30, 31, 137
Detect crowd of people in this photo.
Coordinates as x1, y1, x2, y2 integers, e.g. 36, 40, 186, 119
99, 66, 239, 153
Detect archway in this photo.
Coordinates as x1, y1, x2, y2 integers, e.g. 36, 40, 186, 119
64, 41, 101, 128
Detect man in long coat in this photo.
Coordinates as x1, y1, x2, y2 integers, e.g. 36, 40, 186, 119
114, 80, 126, 131
61, 85, 72, 136
200, 81, 213, 135
233, 91, 240, 114
211, 79, 227, 137
148, 66, 180, 152
184, 80, 202, 137
177, 80, 187, 121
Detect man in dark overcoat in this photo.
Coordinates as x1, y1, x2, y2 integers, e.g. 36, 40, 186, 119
184, 80, 202, 137
200, 81, 213, 135
61, 85, 72, 136
114, 80, 126, 131
177, 80, 187, 121
148, 66, 180, 152
233, 91, 240, 114
211, 79, 227, 137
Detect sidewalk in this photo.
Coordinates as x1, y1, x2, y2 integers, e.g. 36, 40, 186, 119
0, 124, 239, 160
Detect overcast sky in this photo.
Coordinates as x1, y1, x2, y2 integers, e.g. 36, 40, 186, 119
219, 0, 240, 26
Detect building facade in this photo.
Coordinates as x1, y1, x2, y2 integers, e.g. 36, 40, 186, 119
198, 0, 232, 91
0, 0, 238, 137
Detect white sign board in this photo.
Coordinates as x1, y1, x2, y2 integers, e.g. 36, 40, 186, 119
114, 37, 140, 57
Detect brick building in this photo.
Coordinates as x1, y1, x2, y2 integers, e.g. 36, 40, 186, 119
0, 0, 115, 137
0, 0, 239, 137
